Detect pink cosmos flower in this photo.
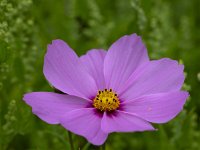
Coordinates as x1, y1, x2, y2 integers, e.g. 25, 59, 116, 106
23, 33, 189, 145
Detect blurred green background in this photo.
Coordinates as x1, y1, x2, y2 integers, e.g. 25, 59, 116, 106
0, 0, 200, 149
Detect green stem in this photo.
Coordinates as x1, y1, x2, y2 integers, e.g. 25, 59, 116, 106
68, 131, 74, 150
101, 142, 106, 150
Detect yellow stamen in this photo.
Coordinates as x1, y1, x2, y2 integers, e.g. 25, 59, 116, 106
93, 89, 120, 111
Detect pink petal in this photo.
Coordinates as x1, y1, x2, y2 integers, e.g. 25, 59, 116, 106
60, 108, 108, 146
43, 40, 97, 99
104, 34, 149, 92
122, 91, 189, 123
119, 58, 185, 101
101, 110, 155, 133
80, 49, 107, 90
23, 92, 90, 124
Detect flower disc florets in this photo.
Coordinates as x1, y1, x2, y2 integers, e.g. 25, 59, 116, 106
93, 89, 120, 111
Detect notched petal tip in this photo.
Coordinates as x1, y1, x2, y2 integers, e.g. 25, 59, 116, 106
104, 33, 149, 92
51, 39, 66, 45
23, 92, 91, 124
46, 39, 75, 54
123, 91, 189, 124
183, 91, 190, 97
86, 134, 108, 146
160, 58, 184, 70
23, 92, 33, 103
181, 91, 190, 104
43, 37, 97, 98
101, 111, 155, 133
60, 108, 108, 146
46, 39, 65, 50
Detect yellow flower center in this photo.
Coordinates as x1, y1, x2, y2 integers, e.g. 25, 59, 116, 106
93, 89, 120, 111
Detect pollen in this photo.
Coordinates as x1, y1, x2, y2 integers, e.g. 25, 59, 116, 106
93, 89, 120, 111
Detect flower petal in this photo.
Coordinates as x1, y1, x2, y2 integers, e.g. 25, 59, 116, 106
104, 34, 149, 92
122, 91, 189, 123
101, 110, 155, 133
119, 58, 185, 101
80, 49, 107, 90
60, 108, 108, 146
43, 40, 97, 99
23, 92, 90, 124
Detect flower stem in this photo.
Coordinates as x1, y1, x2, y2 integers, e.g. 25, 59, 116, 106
68, 131, 74, 150
101, 142, 106, 150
